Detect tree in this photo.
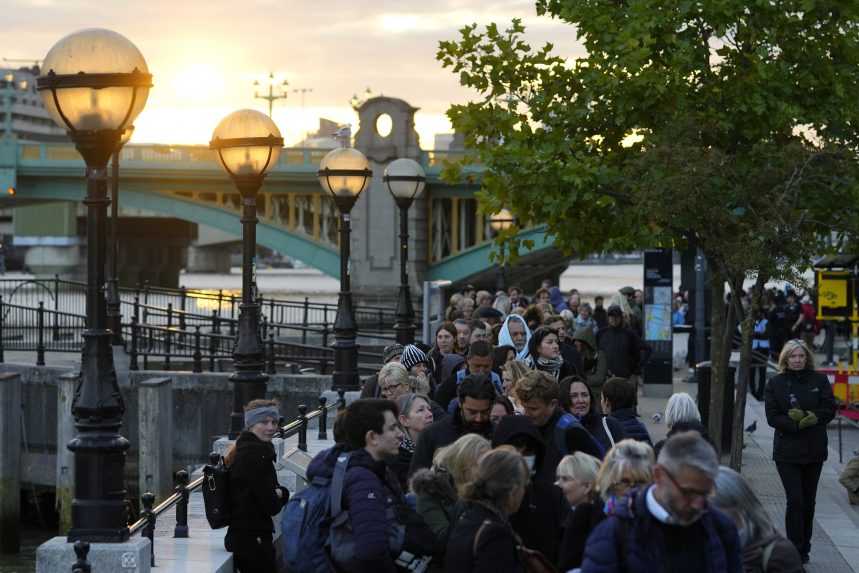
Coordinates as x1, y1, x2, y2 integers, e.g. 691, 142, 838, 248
438, 0, 859, 462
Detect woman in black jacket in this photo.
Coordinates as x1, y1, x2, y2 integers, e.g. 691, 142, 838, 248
559, 376, 624, 452
223, 399, 289, 573
444, 448, 529, 573
764, 339, 836, 564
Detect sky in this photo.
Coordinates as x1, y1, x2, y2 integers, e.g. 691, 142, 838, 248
3, 0, 585, 148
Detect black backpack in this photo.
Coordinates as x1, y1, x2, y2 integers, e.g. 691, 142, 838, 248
202, 454, 231, 529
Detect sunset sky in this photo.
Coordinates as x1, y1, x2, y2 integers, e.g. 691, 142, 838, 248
3, 0, 583, 148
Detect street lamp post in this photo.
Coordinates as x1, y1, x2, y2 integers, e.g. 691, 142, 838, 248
210, 109, 283, 438
317, 130, 371, 390
36, 28, 151, 542
254, 71, 288, 118
2, 71, 28, 136
106, 126, 134, 345
489, 209, 514, 292
383, 158, 426, 345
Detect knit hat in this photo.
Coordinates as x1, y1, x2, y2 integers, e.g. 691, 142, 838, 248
400, 344, 427, 371
607, 304, 623, 317
382, 343, 404, 364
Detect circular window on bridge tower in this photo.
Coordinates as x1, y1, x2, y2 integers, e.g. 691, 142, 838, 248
375, 113, 393, 137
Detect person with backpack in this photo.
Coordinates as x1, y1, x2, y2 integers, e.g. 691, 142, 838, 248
581, 432, 743, 573
601, 376, 654, 448
513, 370, 604, 481
223, 399, 289, 573
295, 398, 435, 573
710, 466, 803, 573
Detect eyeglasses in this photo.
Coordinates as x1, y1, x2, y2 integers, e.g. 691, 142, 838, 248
613, 477, 649, 490
380, 383, 403, 395
661, 466, 715, 501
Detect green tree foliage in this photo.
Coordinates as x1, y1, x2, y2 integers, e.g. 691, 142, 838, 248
438, 0, 859, 460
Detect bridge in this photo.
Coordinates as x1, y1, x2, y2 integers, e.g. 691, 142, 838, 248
0, 97, 567, 299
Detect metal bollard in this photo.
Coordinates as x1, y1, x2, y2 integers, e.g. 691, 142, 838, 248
139, 492, 156, 566
266, 334, 276, 375
318, 396, 328, 440
337, 388, 347, 411
36, 301, 45, 366
298, 405, 308, 452
129, 319, 139, 371
193, 327, 203, 373
71, 540, 91, 573
174, 470, 189, 538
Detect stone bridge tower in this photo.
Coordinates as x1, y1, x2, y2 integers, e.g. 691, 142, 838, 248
351, 97, 428, 305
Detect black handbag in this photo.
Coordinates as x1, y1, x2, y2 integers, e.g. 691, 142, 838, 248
202, 454, 231, 529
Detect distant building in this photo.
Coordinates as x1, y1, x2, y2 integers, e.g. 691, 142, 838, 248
434, 132, 464, 151
1, 66, 69, 142
297, 118, 346, 148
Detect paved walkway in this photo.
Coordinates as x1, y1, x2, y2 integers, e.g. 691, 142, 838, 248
637, 371, 859, 572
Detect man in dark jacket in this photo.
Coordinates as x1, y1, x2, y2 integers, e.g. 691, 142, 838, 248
409, 373, 496, 476
581, 432, 743, 573
433, 340, 502, 411
305, 399, 433, 573
596, 305, 652, 388
514, 370, 603, 481
492, 415, 570, 566
601, 376, 654, 448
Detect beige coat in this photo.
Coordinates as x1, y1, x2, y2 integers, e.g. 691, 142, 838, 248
839, 454, 859, 505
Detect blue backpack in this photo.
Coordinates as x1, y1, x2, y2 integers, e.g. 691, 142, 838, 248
555, 413, 606, 458
281, 451, 351, 573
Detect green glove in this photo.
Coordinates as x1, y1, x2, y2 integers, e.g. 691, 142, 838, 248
798, 412, 818, 430
788, 408, 805, 422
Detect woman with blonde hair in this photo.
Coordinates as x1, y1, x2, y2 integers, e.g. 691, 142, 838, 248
556, 452, 603, 571
764, 338, 836, 564
444, 449, 531, 572
500, 359, 529, 411
410, 434, 491, 568
595, 439, 655, 514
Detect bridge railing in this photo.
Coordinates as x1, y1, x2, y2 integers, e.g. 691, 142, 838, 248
127, 391, 346, 568
0, 296, 86, 364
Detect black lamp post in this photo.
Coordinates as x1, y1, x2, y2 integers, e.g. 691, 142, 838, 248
210, 109, 284, 438
36, 28, 152, 542
107, 125, 133, 345
317, 132, 371, 390
383, 158, 426, 345
490, 209, 514, 293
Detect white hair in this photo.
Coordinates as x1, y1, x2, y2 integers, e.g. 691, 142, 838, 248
664, 393, 700, 429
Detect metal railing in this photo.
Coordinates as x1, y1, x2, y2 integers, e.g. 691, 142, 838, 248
0, 296, 86, 364
127, 392, 346, 567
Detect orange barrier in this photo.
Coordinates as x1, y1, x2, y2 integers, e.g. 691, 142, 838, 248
820, 368, 859, 421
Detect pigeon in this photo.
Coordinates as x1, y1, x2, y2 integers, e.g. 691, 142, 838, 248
652, 412, 663, 424
745, 420, 757, 434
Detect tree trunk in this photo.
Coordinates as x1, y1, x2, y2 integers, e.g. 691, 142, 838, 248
708, 276, 727, 457
729, 273, 767, 470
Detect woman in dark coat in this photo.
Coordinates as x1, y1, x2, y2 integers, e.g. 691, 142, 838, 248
223, 399, 289, 573
444, 449, 529, 573
764, 338, 835, 563
559, 376, 625, 453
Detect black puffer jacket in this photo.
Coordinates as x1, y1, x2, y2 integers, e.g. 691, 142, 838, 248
764, 368, 835, 464
226, 431, 288, 532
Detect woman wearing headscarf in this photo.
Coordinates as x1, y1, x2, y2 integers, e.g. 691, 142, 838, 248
223, 399, 289, 573
498, 314, 531, 360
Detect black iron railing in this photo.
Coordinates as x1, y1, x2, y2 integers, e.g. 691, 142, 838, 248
0, 296, 87, 364
127, 392, 346, 567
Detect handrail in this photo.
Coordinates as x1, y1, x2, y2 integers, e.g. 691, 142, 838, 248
127, 391, 347, 567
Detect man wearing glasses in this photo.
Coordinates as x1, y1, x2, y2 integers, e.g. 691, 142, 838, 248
581, 432, 743, 573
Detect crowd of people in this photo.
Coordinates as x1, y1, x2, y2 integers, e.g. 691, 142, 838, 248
217, 282, 853, 573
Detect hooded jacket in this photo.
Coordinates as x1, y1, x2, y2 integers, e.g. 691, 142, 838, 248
410, 466, 458, 545
595, 323, 652, 378
572, 326, 609, 390
764, 368, 835, 464
498, 314, 532, 360
491, 415, 569, 565
306, 444, 403, 573
741, 532, 803, 573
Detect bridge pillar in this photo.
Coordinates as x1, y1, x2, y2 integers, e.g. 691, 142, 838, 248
351, 97, 428, 306
14, 202, 84, 280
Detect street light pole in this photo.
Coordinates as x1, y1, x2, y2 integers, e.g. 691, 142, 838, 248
107, 126, 133, 345
317, 130, 372, 390
254, 71, 288, 118
384, 158, 426, 345
36, 28, 152, 542
490, 209, 514, 293
210, 109, 283, 438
